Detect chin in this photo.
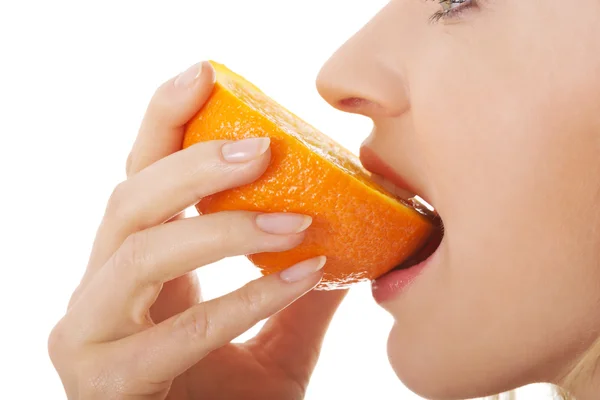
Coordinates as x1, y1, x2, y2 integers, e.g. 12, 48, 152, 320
385, 326, 503, 400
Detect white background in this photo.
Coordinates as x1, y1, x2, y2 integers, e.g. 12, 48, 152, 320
1, 1, 552, 399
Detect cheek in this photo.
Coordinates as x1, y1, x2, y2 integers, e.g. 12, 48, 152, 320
384, 12, 600, 395
411, 13, 600, 285
412, 23, 600, 285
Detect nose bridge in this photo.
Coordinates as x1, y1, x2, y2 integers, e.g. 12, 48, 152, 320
316, 1, 416, 116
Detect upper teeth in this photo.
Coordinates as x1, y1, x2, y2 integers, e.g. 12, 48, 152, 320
413, 195, 435, 212
371, 174, 415, 200
371, 174, 437, 215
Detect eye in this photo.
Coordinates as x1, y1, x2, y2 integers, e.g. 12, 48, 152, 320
431, 0, 477, 22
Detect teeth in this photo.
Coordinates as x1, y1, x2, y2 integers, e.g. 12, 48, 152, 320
371, 174, 438, 219
371, 174, 415, 200
407, 196, 438, 220
413, 195, 435, 212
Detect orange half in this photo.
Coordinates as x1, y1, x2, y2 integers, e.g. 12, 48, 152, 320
183, 61, 434, 290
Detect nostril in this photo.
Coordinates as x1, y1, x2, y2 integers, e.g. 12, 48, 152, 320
339, 97, 386, 116
339, 97, 368, 109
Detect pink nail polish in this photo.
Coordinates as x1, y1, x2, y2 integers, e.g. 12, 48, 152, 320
175, 62, 203, 88
221, 137, 270, 163
280, 256, 327, 283
255, 213, 312, 235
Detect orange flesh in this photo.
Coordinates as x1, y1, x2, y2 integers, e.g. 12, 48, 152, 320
183, 61, 434, 290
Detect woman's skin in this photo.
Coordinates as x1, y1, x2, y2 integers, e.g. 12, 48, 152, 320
50, 1, 600, 399
49, 63, 346, 399
318, 0, 600, 399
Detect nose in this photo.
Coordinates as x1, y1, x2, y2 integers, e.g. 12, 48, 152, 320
316, 3, 411, 119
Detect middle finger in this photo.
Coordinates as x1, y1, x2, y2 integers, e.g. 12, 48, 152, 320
83, 137, 272, 287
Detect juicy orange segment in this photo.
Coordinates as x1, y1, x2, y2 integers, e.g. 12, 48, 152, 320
183, 61, 433, 290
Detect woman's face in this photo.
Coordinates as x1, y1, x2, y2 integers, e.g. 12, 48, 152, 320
317, 1, 600, 398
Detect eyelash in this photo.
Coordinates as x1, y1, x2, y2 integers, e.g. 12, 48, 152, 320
430, 0, 477, 23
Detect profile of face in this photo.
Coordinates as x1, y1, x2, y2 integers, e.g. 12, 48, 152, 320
317, 1, 600, 398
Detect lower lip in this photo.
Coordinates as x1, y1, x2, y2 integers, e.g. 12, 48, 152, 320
371, 244, 440, 304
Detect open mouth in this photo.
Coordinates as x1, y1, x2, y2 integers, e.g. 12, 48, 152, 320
392, 196, 444, 272
358, 147, 444, 276
371, 203, 444, 303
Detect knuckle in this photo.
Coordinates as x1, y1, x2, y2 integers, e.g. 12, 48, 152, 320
49, 332, 134, 399
79, 362, 125, 399
237, 283, 267, 314
210, 213, 250, 252
105, 181, 131, 221
180, 141, 234, 182
173, 306, 212, 341
218, 214, 238, 243
179, 147, 206, 180
67, 284, 84, 310
115, 231, 150, 272
48, 320, 68, 364
125, 151, 134, 176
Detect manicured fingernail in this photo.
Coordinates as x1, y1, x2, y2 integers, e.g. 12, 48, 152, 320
222, 137, 270, 163
280, 256, 326, 283
256, 213, 312, 234
175, 62, 203, 88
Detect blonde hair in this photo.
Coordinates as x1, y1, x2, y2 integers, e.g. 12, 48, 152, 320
488, 386, 566, 400
485, 336, 600, 400
557, 335, 600, 399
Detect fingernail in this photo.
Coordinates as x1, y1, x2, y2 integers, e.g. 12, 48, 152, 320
175, 62, 203, 88
222, 137, 270, 163
280, 256, 326, 283
256, 213, 312, 235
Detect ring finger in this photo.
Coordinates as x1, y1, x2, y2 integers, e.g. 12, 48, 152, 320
67, 211, 313, 342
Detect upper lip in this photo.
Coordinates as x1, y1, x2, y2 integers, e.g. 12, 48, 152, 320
359, 146, 420, 200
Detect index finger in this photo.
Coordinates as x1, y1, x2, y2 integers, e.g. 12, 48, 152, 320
89, 61, 216, 270
70, 62, 216, 308
127, 60, 216, 177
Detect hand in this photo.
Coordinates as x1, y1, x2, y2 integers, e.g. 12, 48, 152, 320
49, 61, 347, 400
